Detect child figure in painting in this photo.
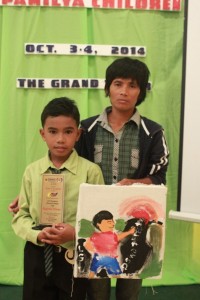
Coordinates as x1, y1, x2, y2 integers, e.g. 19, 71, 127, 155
84, 210, 135, 278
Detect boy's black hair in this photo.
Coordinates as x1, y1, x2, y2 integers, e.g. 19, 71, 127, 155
92, 210, 113, 229
41, 97, 80, 127
104, 58, 150, 106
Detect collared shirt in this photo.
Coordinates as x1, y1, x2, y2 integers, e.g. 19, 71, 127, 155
12, 149, 104, 249
94, 107, 140, 185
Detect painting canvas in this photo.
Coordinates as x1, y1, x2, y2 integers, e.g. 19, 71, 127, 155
74, 183, 167, 280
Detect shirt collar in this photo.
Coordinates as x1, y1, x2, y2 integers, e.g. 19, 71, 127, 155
98, 106, 140, 128
40, 149, 79, 175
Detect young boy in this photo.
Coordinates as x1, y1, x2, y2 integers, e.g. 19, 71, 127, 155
12, 97, 104, 300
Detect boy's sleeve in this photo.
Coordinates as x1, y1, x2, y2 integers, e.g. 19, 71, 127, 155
12, 170, 42, 245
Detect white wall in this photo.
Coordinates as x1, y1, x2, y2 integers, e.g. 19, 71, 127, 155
169, 0, 200, 223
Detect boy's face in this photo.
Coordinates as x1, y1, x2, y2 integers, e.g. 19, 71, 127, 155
109, 77, 140, 112
97, 219, 115, 232
40, 115, 81, 165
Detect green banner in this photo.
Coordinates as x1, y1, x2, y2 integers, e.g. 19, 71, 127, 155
1, 2, 199, 287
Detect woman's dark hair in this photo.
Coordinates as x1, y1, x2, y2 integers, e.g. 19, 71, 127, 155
104, 58, 150, 106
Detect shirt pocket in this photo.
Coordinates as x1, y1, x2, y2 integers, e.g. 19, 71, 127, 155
94, 144, 103, 164
131, 148, 139, 169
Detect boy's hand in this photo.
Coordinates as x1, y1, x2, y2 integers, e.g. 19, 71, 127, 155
39, 223, 75, 245
128, 227, 135, 235
84, 239, 95, 253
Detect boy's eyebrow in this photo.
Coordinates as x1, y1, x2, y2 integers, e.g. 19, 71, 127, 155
47, 126, 75, 130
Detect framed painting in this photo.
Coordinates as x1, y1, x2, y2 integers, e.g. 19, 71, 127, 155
74, 183, 167, 280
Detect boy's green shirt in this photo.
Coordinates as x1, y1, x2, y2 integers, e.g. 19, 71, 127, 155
12, 149, 104, 250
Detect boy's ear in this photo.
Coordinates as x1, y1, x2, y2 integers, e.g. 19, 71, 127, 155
96, 222, 101, 231
76, 128, 82, 141
40, 128, 46, 141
